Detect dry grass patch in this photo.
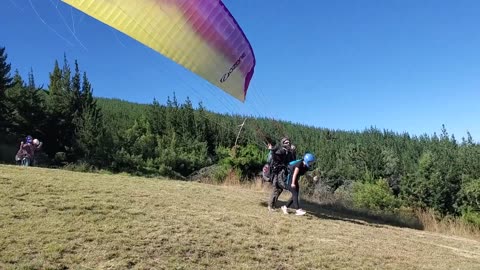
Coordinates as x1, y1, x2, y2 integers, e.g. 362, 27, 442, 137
1, 165, 479, 269
415, 209, 480, 239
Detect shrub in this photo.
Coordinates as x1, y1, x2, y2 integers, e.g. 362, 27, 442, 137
213, 163, 230, 183
458, 178, 480, 227
461, 208, 480, 228
216, 144, 264, 181
353, 179, 402, 212
458, 178, 480, 211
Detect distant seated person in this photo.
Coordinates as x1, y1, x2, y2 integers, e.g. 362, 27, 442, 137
15, 135, 42, 166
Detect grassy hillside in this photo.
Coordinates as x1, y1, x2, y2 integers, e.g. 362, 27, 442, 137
1, 165, 479, 269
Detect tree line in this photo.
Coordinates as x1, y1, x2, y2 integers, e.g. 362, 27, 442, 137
0, 46, 479, 226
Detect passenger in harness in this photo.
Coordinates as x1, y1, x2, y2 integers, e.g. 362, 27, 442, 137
267, 137, 296, 211
15, 135, 42, 166
280, 153, 316, 216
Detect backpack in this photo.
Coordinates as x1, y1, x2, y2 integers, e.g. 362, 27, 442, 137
285, 159, 303, 186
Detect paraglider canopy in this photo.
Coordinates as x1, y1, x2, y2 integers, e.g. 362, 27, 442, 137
62, 0, 256, 102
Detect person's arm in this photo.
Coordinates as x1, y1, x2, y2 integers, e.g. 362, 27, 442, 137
270, 144, 281, 152
291, 167, 300, 188
269, 145, 284, 159
275, 146, 286, 155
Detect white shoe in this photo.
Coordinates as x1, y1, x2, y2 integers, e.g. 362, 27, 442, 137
281, 205, 288, 214
268, 206, 276, 212
295, 209, 306, 216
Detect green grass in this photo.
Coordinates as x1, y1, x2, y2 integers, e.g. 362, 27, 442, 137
1, 165, 480, 269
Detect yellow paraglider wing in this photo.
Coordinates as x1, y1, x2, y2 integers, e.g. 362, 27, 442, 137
62, 0, 256, 102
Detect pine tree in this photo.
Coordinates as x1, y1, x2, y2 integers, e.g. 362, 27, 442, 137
4, 70, 24, 133
62, 56, 78, 153
71, 60, 82, 117
195, 101, 208, 141
0, 47, 13, 95
164, 94, 178, 134
81, 72, 94, 109
148, 98, 166, 135
181, 96, 196, 139
25, 69, 46, 135
75, 102, 108, 165
0, 47, 14, 133
195, 101, 215, 155
47, 60, 65, 114
61, 54, 71, 93
5, 69, 45, 136
45, 60, 70, 159
70, 62, 84, 159
74, 71, 109, 165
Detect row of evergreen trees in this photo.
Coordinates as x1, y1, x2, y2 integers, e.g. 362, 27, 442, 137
0, 47, 106, 166
0, 46, 260, 177
0, 46, 479, 224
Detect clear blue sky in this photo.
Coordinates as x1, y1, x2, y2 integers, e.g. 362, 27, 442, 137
3, 0, 480, 141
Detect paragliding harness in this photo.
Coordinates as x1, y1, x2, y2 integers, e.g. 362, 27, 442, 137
15, 149, 31, 166
262, 149, 299, 185
262, 151, 274, 182
262, 151, 287, 183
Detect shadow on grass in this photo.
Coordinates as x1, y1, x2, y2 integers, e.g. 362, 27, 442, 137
260, 199, 424, 230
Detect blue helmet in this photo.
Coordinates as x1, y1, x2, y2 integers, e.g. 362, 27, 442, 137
303, 153, 316, 168
26, 135, 33, 144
